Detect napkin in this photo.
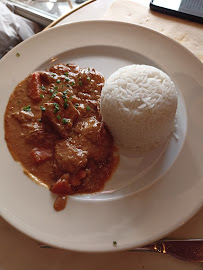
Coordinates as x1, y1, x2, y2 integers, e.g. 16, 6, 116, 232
104, 0, 203, 62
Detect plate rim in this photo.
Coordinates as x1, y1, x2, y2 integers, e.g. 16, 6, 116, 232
0, 20, 203, 252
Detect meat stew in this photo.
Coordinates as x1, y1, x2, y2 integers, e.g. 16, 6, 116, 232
4, 63, 119, 211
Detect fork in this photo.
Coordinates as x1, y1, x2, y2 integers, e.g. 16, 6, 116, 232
40, 239, 203, 263
129, 239, 203, 263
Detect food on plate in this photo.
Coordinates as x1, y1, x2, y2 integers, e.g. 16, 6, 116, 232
4, 63, 119, 211
100, 64, 178, 152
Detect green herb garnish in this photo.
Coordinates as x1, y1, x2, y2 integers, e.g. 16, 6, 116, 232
62, 118, 69, 124
79, 81, 82, 86
41, 85, 46, 90
113, 241, 117, 245
52, 73, 56, 77
70, 82, 75, 86
23, 105, 31, 112
87, 77, 91, 81
54, 86, 58, 90
56, 79, 60, 84
56, 115, 61, 120
64, 102, 69, 109
40, 106, 46, 112
86, 106, 91, 111
64, 72, 69, 76
16, 52, 20, 57
53, 103, 60, 113
40, 94, 44, 98
51, 91, 58, 98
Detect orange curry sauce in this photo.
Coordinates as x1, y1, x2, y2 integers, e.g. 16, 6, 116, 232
5, 63, 119, 211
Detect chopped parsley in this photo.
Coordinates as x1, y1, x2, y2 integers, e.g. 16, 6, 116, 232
57, 115, 61, 120
41, 85, 46, 90
54, 86, 58, 90
69, 96, 73, 100
53, 103, 60, 113
40, 94, 44, 98
64, 72, 69, 76
70, 82, 75, 86
79, 81, 82, 86
62, 118, 69, 124
87, 77, 91, 81
16, 52, 20, 57
86, 106, 91, 111
52, 73, 56, 77
51, 91, 58, 98
66, 84, 70, 87
62, 90, 68, 99
65, 78, 69, 82
64, 102, 69, 109
40, 106, 46, 112
50, 88, 54, 93
39, 118, 42, 122
56, 79, 60, 84
113, 241, 117, 245
23, 105, 31, 112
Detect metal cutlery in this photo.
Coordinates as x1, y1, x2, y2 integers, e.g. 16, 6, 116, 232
129, 239, 203, 263
40, 239, 203, 263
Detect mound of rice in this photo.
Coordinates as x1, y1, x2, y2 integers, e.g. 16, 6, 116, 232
100, 65, 178, 152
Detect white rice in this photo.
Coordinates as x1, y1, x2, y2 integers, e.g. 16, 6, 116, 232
100, 64, 178, 152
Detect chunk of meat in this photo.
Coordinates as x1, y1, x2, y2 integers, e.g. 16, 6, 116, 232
54, 140, 88, 173
31, 147, 53, 164
68, 133, 112, 163
42, 93, 80, 138
22, 122, 56, 147
74, 116, 105, 143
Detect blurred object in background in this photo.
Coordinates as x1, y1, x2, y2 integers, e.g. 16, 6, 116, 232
0, 1, 42, 58
0, 0, 89, 58
7, 0, 89, 26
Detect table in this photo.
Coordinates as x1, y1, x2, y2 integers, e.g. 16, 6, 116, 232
0, 1, 202, 269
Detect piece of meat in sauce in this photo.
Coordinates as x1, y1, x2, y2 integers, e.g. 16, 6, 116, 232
41, 92, 79, 138
73, 117, 113, 162
28, 71, 55, 102
54, 139, 88, 173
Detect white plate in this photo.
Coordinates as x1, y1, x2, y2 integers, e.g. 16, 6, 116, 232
0, 21, 203, 252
